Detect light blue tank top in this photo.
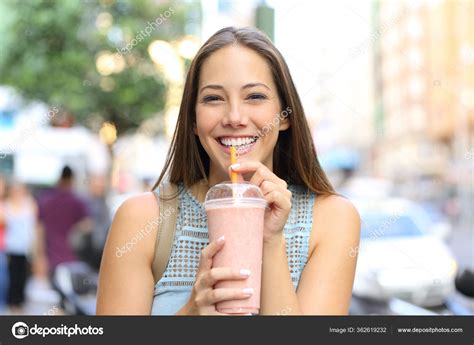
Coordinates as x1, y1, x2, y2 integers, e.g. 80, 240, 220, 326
151, 182, 316, 315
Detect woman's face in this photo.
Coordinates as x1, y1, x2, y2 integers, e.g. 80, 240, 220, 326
194, 44, 290, 183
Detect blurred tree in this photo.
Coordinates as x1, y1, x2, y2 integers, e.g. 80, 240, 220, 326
0, 0, 200, 134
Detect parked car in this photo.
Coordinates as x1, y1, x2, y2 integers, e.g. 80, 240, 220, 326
417, 202, 452, 241
352, 198, 457, 307
381, 198, 452, 241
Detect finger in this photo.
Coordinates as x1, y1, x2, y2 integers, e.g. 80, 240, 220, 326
265, 190, 292, 211
198, 236, 225, 271
260, 181, 292, 203
230, 161, 287, 189
227, 167, 245, 183
249, 165, 274, 188
205, 287, 254, 305
203, 267, 251, 288
260, 180, 277, 196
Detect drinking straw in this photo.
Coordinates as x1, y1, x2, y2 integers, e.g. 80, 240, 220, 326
230, 146, 238, 198
230, 146, 238, 183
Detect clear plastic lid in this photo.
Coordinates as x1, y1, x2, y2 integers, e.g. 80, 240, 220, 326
204, 181, 267, 209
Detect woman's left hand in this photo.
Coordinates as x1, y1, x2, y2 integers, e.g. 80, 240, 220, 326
228, 161, 292, 244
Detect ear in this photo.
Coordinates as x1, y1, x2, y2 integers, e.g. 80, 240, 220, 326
193, 122, 198, 135
279, 115, 290, 131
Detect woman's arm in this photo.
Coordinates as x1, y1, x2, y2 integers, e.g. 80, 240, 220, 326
96, 193, 158, 315
260, 235, 302, 315
296, 195, 360, 314
260, 195, 360, 315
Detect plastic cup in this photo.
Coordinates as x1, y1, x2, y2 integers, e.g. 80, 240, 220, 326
204, 181, 267, 315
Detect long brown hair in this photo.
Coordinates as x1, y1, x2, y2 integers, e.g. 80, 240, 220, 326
152, 26, 334, 197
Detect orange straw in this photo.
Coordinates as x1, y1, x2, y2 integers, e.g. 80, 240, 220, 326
230, 146, 238, 183
230, 146, 238, 198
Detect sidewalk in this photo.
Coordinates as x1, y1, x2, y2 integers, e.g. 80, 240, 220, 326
1, 277, 64, 316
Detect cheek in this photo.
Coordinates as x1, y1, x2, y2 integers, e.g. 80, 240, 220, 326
195, 105, 221, 131
254, 109, 282, 137
194, 109, 219, 150
194, 121, 209, 140
194, 108, 211, 135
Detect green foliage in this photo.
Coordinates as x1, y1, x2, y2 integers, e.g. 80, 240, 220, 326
0, 0, 200, 133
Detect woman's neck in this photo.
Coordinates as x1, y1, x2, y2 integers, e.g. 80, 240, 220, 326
189, 179, 210, 204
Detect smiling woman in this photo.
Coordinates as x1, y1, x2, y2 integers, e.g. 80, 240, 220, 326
96, 26, 360, 315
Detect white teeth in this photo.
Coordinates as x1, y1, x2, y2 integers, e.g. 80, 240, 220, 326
219, 137, 256, 147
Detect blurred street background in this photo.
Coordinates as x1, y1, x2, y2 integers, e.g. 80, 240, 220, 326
0, 0, 472, 316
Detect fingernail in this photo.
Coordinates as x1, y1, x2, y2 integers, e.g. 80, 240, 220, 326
242, 288, 254, 295
217, 235, 225, 243
240, 269, 251, 277
230, 163, 240, 170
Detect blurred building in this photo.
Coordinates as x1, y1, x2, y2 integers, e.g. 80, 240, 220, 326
270, 2, 375, 183
0, 88, 110, 191
373, 0, 474, 192
201, 0, 257, 40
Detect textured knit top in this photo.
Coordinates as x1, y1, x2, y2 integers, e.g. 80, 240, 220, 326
151, 182, 316, 315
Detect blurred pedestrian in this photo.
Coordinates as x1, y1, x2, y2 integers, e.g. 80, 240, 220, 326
36, 166, 92, 283
72, 174, 110, 270
3, 180, 37, 313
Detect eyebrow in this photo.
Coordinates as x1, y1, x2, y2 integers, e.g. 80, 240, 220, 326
199, 82, 271, 93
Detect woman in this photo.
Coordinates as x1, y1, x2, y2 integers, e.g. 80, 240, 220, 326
97, 27, 360, 315
4, 181, 37, 313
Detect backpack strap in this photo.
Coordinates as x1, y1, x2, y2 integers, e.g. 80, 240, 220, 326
151, 181, 179, 284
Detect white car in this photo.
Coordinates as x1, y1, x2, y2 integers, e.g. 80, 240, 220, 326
382, 198, 452, 241
352, 199, 457, 307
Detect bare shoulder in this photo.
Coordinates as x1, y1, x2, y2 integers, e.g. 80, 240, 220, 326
313, 194, 360, 221
115, 192, 159, 221
107, 192, 160, 262
309, 194, 361, 252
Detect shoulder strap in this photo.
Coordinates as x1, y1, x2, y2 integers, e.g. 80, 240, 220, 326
152, 181, 179, 284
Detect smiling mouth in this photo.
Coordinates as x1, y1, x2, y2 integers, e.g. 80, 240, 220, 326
215, 136, 259, 155
217, 136, 258, 147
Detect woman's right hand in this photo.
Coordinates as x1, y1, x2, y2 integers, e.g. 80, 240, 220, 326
181, 236, 254, 315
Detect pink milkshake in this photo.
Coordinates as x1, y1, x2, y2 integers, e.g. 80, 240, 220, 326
204, 182, 267, 315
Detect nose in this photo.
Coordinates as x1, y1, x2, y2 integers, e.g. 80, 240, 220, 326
222, 101, 248, 127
